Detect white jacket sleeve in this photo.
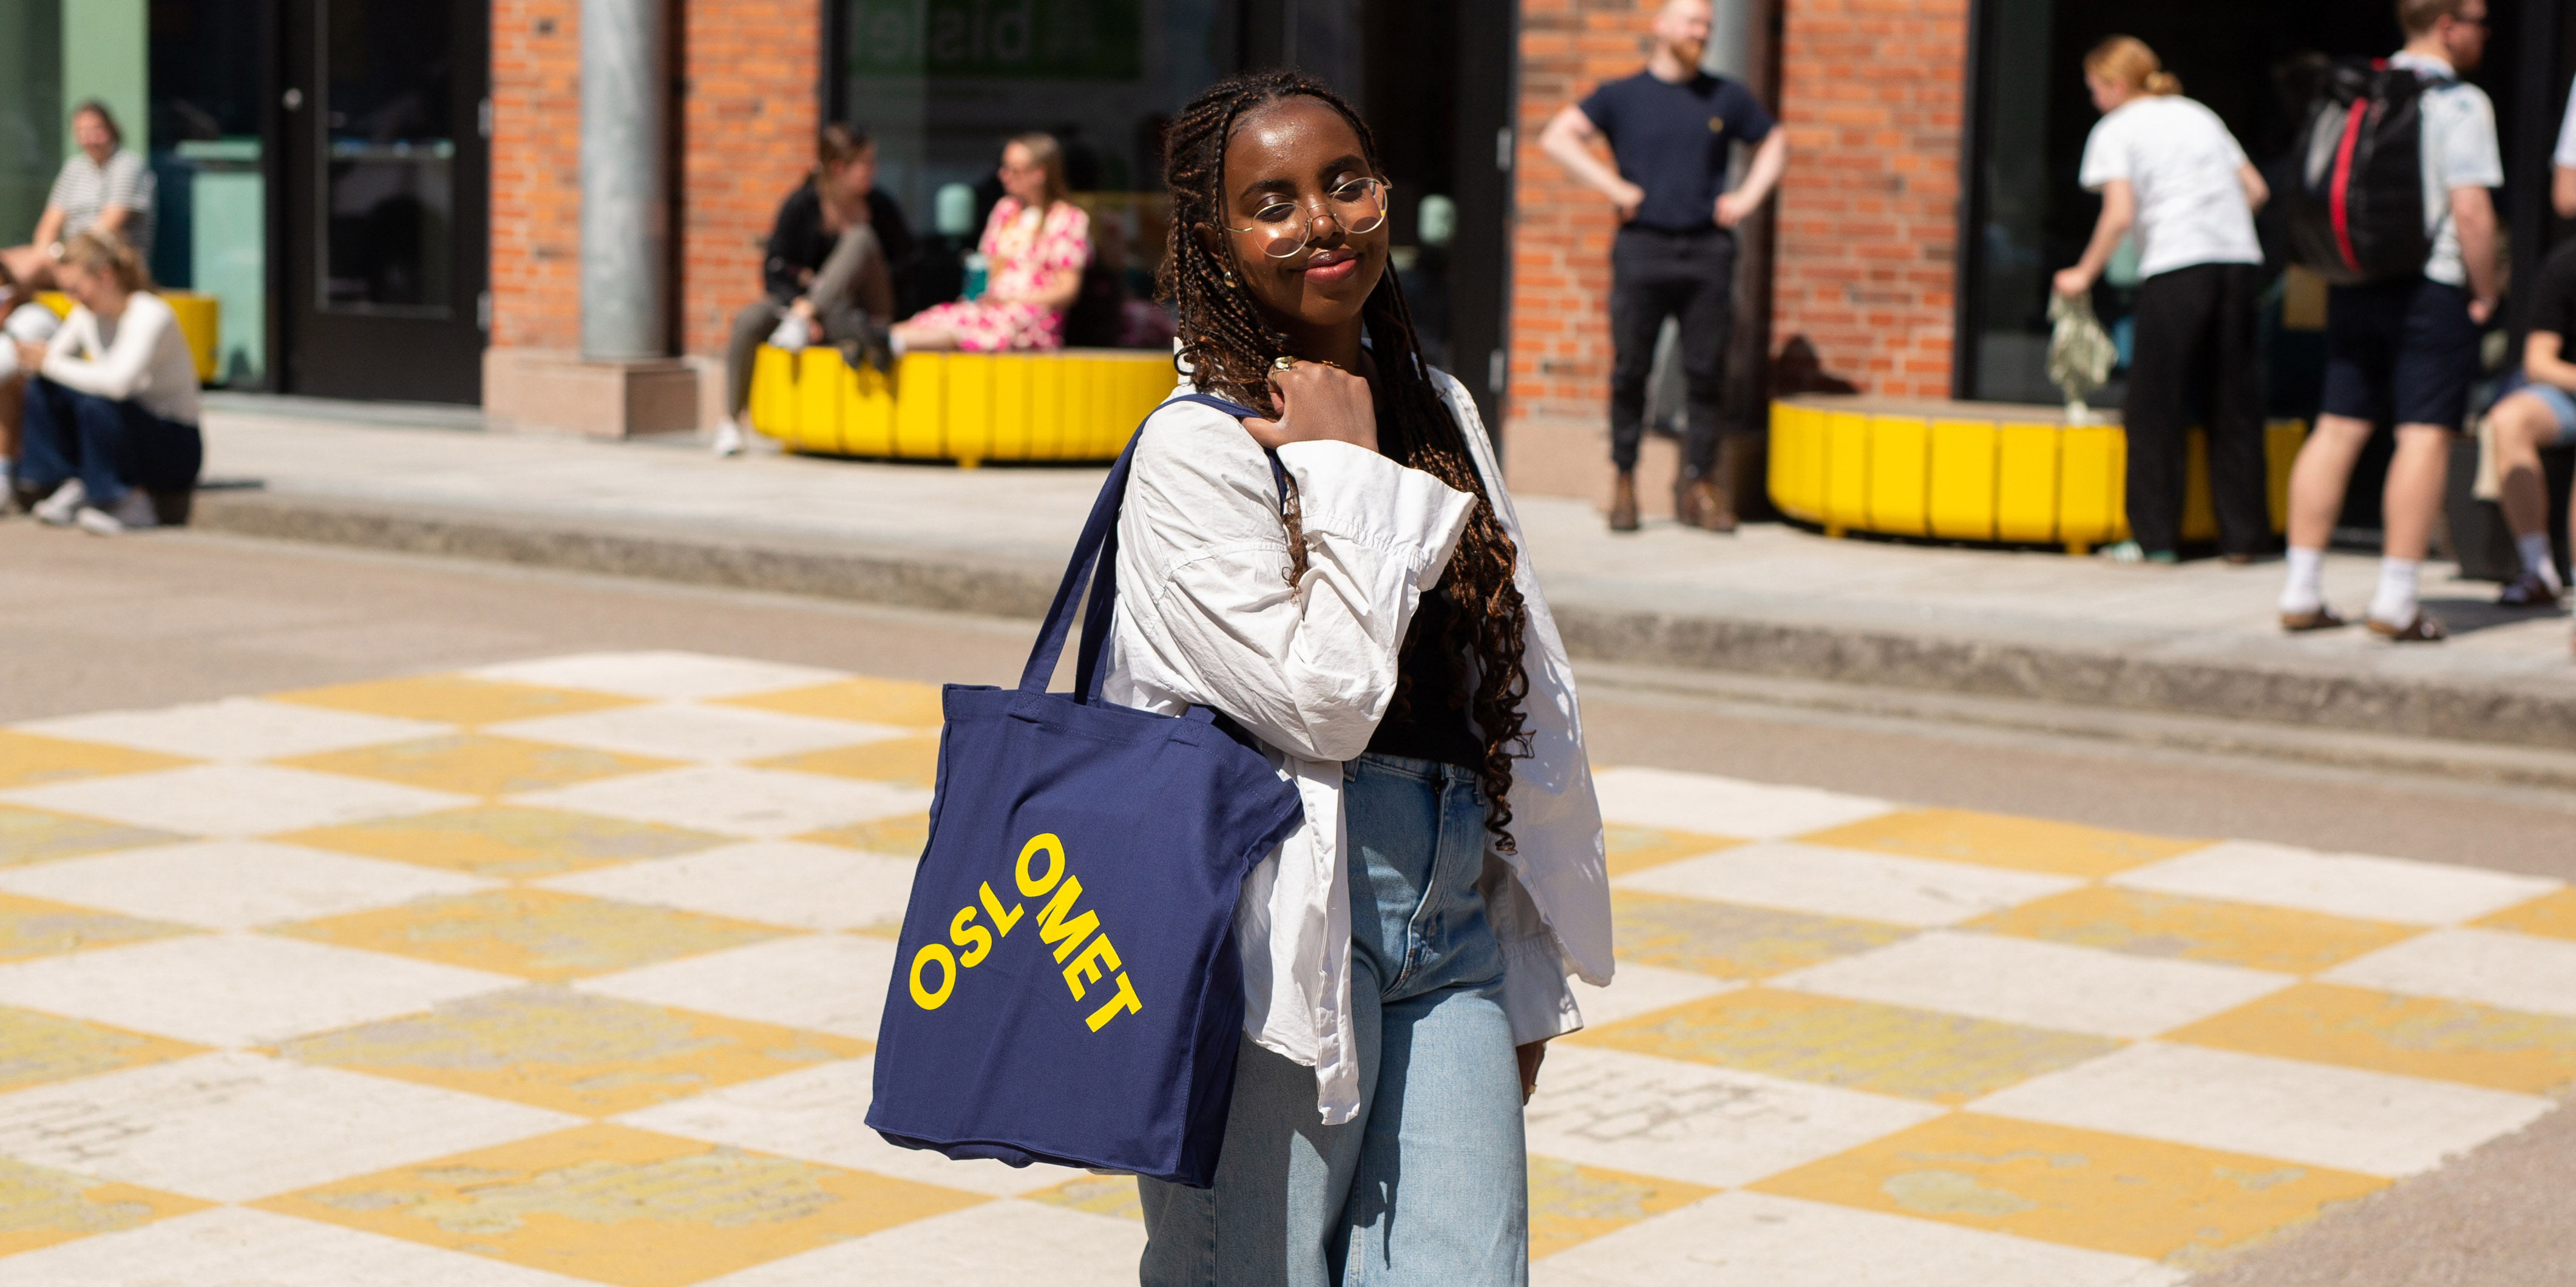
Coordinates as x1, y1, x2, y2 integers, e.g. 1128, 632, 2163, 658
1114, 402, 1476, 762
41, 297, 169, 402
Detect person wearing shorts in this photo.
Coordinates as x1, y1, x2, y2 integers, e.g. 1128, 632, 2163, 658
2480, 235, 2576, 638
2277, 0, 2501, 642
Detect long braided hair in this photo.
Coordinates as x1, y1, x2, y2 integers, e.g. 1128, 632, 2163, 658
1158, 69, 1534, 850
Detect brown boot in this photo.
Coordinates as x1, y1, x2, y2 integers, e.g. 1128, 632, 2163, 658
1687, 476, 1736, 533
1672, 468, 1700, 527
1608, 471, 1640, 532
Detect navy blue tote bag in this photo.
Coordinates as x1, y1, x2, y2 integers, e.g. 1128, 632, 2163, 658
867, 393, 1305, 1189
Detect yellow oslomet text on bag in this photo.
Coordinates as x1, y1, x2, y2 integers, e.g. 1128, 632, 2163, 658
906, 831, 1145, 1033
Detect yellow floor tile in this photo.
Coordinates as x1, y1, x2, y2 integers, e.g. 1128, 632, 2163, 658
2475, 888, 2576, 942
717, 677, 944, 728
282, 734, 677, 798
0, 1156, 208, 1257
0, 1006, 205, 1093
1966, 886, 2417, 975
757, 735, 941, 788
1604, 823, 1744, 877
0, 730, 192, 791
1571, 987, 2120, 1104
1797, 808, 2200, 877
0, 804, 188, 870
0, 893, 196, 962
1023, 1174, 1143, 1221
275, 889, 789, 981
270, 675, 640, 726
1612, 891, 1911, 980
258, 1124, 988, 1287
799, 812, 930, 858
1527, 1156, 1717, 1261
2168, 982, 2576, 1095
280, 806, 727, 879
277, 985, 869, 1116
1751, 1112, 2385, 1263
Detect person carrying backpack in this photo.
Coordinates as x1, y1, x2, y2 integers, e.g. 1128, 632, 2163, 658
2277, 0, 2501, 640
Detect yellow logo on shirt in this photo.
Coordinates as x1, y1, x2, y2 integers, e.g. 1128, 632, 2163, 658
906, 832, 1145, 1033
1708, 117, 1726, 134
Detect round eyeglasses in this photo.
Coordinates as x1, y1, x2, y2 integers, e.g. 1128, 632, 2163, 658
1227, 178, 1390, 259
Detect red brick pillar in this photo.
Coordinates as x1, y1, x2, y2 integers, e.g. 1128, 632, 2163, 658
490, 0, 583, 354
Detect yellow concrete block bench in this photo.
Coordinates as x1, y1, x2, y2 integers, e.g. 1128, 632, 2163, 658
1767, 394, 2308, 555
747, 345, 1179, 465
35, 290, 220, 385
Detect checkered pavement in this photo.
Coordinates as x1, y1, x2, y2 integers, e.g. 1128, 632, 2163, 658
0, 650, 2569, 1285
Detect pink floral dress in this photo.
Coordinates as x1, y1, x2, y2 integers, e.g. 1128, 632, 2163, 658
909, 197, 1092, 351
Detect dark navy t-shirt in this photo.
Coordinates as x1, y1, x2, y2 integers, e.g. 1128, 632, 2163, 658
1579, 71, 1775, 232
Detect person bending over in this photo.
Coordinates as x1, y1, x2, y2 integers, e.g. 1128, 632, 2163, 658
1, 102, 155, 295
891, 133, 1091, 354
715, 123, 912, 456
18, 231, 201, 535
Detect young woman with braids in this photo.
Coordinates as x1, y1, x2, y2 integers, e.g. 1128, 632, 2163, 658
1097, 70, 1612, 1285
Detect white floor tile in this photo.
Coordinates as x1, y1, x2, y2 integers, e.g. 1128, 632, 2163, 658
1772, 931, 2292, 1039
0, 1206, 596, 1286
466, 651, 847, 700
1970, 1041, 2552, 1177
0, 933, 517, 1047
1, 764, 472, 838
535, 840, 916, 933
0, 840, 493, 930
2110, 841, 2560, 927
701, 1199, 1138, 1286
617, 1057, 1086, 1197
514, 765, 929, 839
1589, 766, 1892, 840
0, 1051, 577, 1201
2322, 928, 2576, 1018
483, 703, 909, 763
1568, 962, 1740, 1027
577, 933, 896, 1039
1616, 842, 2082, 927
1522, 1046, 1942, 1189
14, 698, 453, 763
1534, 1191, 2183, 1287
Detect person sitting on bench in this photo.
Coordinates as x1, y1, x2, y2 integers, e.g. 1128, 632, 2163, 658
18, 231, 201, 535
891, 132, 1091, 355
0, 101, 155, 296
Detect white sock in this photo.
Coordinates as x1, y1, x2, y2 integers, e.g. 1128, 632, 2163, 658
2367, 558, 2421, 625
2279, 546, 2326, 613
887, 331, 908, 359
2517, 533, 2564, 590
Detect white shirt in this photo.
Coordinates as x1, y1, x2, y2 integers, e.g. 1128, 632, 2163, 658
2391, 51, 2503, 288
39, 292, 202, 425
47, 150, 155, 255
2076, 95, 2260, 279
2557, 72, 2576, 168
1104, 372, 1613, 1125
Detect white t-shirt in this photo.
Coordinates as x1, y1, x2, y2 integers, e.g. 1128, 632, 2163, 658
2554, 72, 2576, 168
2077, 95, 2260, 279
2391, 52, 2502, 288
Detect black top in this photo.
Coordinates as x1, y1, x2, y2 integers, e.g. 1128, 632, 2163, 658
1366, 587, 1484, 767
762, 181, 916, 304
1578, 70, 1775, 232
2530, 238, 2576, 345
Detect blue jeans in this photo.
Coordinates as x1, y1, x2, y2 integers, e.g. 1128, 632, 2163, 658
1139, 753, 1527, 1287
17, 377, 202, 505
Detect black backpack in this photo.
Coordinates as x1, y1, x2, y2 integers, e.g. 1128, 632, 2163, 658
2282, 59, 2430, 286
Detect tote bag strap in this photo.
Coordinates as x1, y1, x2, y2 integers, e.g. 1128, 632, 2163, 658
1018, 392, 1275, 698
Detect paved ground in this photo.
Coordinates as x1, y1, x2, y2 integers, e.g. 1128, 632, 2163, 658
0, 530, 2571, 1284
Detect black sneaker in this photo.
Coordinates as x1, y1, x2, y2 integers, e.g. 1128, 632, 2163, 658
2498, 571, 2566, 607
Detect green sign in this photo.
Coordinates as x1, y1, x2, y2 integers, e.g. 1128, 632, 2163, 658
848, 0, 1141, 81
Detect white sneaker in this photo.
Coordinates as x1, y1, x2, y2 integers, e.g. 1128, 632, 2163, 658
32, 478, 84, 525
768, 315, 812, 353
76, 490, 158, 536
711, 416, 746, 458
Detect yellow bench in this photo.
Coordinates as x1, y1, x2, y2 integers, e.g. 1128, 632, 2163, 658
33, 290, 221, 385
1767, 395, 2307, 555
747, 345, 1179, 465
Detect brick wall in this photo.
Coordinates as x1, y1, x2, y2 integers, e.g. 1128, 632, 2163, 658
679, 0, 819, 356
489, 0, 582, 351
1771, 0, 1967, 397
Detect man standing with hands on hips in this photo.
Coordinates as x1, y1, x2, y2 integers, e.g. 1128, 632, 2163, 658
1542, 0, 1788, 533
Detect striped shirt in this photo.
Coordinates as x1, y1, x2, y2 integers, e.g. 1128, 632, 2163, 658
47, 150, 155, 255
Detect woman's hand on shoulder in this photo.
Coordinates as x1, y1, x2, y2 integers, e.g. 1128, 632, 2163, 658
1242, 360, 1376, 454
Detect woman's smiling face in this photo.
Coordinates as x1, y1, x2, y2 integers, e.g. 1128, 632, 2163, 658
1212, 97, 1388, 337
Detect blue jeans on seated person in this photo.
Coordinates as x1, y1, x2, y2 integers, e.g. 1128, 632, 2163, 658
1137, 752, 1527, 1287
18, 376, 202, 506
2493, 370, 2576, 448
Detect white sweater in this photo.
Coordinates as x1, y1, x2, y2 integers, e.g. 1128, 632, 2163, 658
40, 292, 200, 425
1104, 372, 1613, 1124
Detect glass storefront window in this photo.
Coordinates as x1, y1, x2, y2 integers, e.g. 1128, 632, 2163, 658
319, 0, 456, 316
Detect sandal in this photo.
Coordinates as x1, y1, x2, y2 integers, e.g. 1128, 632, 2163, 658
2279, 605, 2346, 632
2367, 612, 2448, 643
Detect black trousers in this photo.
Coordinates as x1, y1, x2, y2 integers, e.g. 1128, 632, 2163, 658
1610, 225, 1737, 475
2123, 262, 2269, 557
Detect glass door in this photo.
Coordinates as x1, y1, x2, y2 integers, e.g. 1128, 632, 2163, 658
282, 0, 487, 402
